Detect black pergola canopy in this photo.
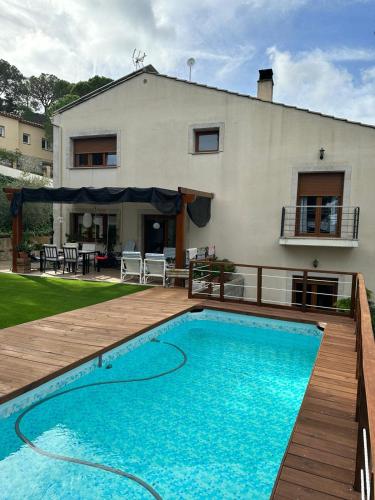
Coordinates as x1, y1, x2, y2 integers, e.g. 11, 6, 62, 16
9, 186, 211, 227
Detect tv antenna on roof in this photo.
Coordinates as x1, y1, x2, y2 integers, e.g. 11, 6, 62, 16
187, 57, 195, 81
132, 49, 147, 70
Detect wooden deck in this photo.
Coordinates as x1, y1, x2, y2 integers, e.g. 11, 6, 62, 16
0, 287, 201, 404
0, 288, 360, 498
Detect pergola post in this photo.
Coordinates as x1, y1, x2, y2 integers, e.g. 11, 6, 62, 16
4, 188, 22, 273
175, 190, 196, 287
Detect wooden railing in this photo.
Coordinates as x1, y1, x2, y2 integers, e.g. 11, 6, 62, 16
188, 260, 357, 316
354, 273, 375, 498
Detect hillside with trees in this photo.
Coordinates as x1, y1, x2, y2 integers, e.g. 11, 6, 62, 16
0, 59, 113, 129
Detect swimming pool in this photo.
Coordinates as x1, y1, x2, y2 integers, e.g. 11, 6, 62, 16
0, 309, 321, 499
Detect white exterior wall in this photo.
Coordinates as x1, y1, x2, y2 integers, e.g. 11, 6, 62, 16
53, 72, 375, 290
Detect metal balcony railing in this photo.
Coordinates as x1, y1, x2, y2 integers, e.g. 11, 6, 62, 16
280, 205, 360, 240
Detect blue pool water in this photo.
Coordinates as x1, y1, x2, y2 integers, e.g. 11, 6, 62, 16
0, 310, 321, 499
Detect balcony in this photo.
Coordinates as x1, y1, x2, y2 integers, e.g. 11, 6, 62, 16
279, 205, 360, 247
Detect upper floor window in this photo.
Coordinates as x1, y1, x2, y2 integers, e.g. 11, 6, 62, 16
23, 133, 30, 145
296, 172, 344, 237
73, 135, 117, 168
42, 137, 49, 150
0, 126, 5, 137
194, 128, 219, 153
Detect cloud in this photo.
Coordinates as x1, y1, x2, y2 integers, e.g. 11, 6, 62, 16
0, 0, 312, 82
267, 46, 375, 124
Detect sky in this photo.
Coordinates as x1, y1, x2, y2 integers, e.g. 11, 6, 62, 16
1, 0, 375, 123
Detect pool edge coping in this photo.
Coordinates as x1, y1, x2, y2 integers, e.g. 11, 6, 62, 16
0, 301, 323, 409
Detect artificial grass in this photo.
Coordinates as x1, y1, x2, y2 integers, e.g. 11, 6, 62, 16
0, 273, 149, 329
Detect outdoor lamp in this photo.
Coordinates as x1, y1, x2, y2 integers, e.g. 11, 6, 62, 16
319, 148, 325, 160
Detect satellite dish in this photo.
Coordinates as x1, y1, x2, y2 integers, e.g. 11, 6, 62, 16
187, 58, 195, 81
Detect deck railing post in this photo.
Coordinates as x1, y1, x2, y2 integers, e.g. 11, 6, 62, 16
302, 271, 308, 311
188, 261, 193, 299
257, 267, 262, 306
350, 274, 357, 318
219, 263, 225, 302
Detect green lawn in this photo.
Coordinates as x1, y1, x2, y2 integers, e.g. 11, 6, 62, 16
0, 274, 148, 329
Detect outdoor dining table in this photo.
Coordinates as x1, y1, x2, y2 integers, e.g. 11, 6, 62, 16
39, 248, 97, 275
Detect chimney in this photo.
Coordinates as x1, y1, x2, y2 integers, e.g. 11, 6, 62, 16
257, 68, 274, 102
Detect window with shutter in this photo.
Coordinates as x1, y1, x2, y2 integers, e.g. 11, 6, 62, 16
73, 136, 117, 168
296, 172, 344, 237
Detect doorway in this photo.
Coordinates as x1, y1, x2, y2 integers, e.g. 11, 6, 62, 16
292, 276, 338, 310
143, 215, 176, 254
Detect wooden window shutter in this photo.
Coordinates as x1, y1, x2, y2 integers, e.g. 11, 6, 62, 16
297, 172, 344, 197
74, 136, 116, 154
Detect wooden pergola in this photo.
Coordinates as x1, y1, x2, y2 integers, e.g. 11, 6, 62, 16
3, 186, 214, 273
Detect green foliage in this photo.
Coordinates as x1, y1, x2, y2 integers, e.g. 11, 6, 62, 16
71, 75, 113, 97
0, 147, 20, 166
0, 59, 25, 112
0, 58, 114, 143
210, 257, 236, 274
44, 94, 80, 142
0, 173, 53, 236
16, 237, 34, 254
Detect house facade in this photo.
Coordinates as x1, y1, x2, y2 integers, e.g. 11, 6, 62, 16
51, 65, 375, 300
0, 111, 53, 177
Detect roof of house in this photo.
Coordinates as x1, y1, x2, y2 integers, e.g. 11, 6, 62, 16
54, 64, 375, 131
0, 111, 45, 129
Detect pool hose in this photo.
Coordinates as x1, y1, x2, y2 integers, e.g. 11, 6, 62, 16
15, 339, 187, 500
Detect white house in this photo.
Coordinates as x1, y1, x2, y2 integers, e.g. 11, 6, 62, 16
50, 64, 375, 307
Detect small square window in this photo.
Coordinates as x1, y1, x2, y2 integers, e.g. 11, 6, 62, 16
195, 129, 219, 153
23, 133, 30, 145
0, 126, 5, 137
42, 138, 49, 150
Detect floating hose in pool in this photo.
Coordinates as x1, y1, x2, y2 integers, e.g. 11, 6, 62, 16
15, 339, 187, 500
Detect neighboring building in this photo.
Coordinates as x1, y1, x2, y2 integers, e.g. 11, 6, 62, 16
51, 65, 375, 300
0, 111, 53, 177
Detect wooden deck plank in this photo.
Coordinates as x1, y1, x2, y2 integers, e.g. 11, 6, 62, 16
0, 289, 360, 498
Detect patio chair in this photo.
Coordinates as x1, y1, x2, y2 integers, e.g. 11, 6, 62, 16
42, 244, 64, 273
185, 247, 198, 267
144, 253, 166, 286
62, 246, 83, 274
163, 247, 176, 263
123, 240, 136, 252
121, 251, 143, 284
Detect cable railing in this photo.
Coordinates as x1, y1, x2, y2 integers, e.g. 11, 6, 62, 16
354, 273, 375, 499
280, 205, 360, 240
188, 260, 357, 316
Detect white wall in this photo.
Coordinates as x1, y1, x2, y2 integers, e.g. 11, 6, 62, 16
53, 72, 375, 290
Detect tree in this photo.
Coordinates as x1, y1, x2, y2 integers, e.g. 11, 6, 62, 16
29, 73, 72, 112
44, 93, 80, 142
71, 75, 113, 97
0, 59, 25, 113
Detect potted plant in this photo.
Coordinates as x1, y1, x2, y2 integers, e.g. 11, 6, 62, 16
15, 238, 33, 273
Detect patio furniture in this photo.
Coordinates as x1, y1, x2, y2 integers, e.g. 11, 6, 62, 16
163, 247, 176, 262
121, 251, 143, 283
62, 246, 83, 274
123, 240, 136, 252
166, 268, 189, 287
144, 253, 166, 286
82, 243, 97, 268
42, 244, 64, 273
